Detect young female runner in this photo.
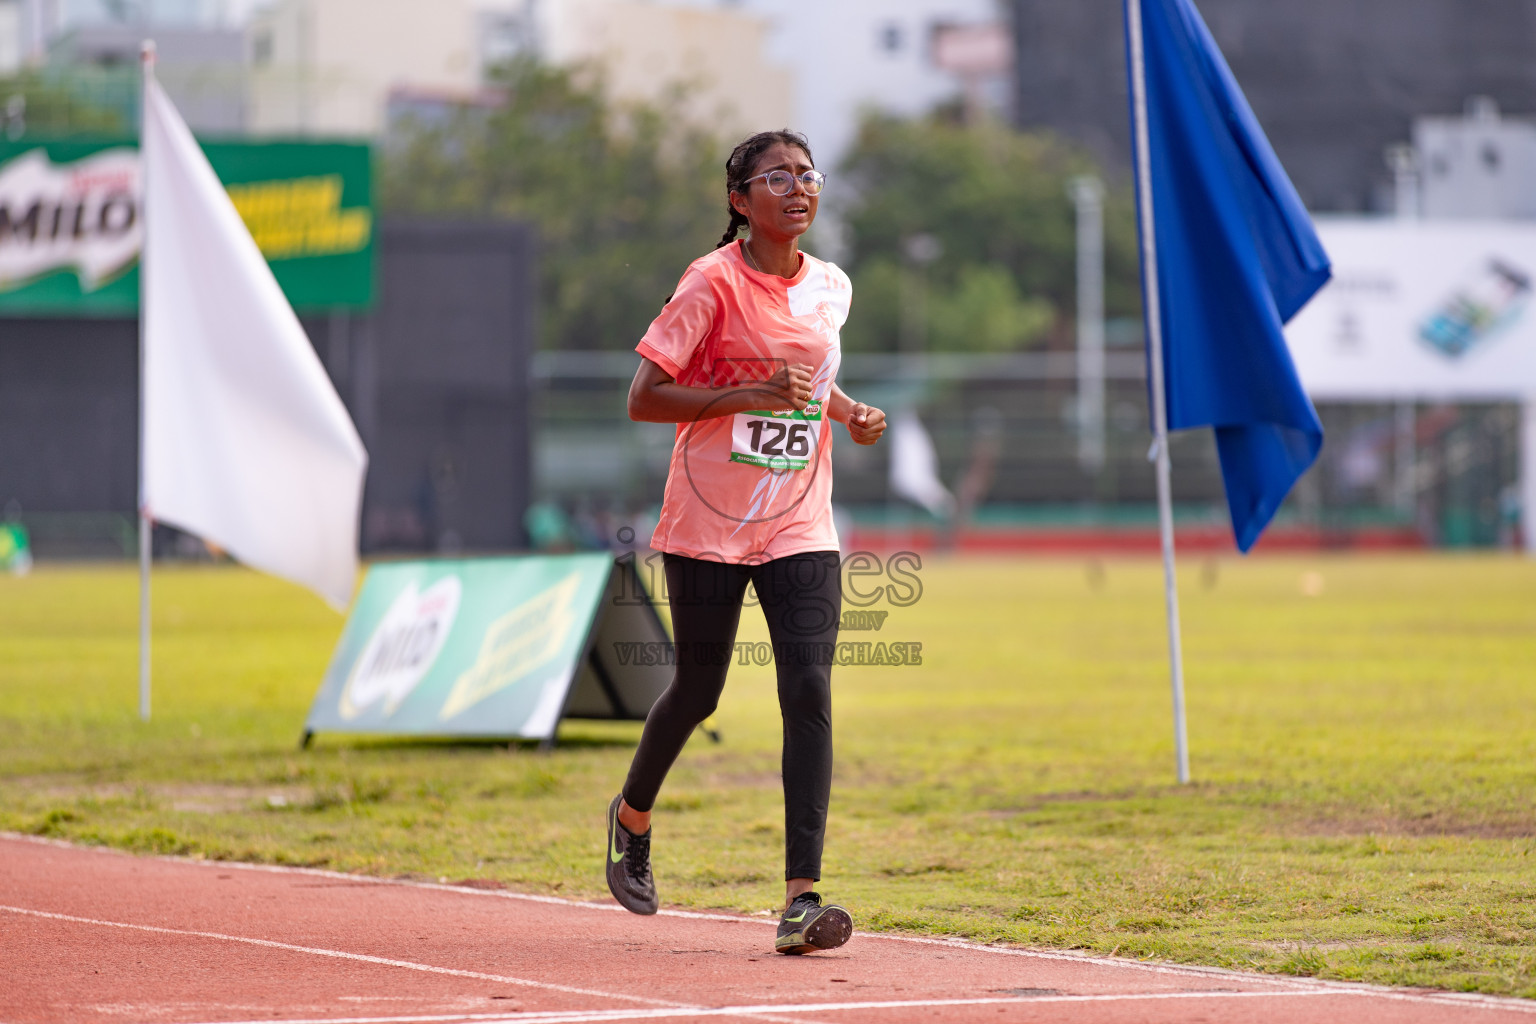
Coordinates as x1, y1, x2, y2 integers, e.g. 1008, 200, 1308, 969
605, 129, 886, 954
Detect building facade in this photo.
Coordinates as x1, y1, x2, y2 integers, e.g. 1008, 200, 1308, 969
244, 0, 795, 140
663, 0, 1006, 172
527, 0, 793, 140
1010, 0, 1536, 212
247, 0, 480, 137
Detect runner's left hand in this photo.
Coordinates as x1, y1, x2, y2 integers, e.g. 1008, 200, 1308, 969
847, 403, 886, 445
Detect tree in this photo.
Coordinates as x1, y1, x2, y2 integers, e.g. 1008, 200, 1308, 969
380, 59, 729, 351
835, 113, 1141, 352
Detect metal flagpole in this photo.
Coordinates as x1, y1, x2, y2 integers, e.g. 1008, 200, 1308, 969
1126, 0, 1190, 783
138, 39, 155, 723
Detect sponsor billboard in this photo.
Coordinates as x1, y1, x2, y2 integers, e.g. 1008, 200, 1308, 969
1286, 219, 1536, 399
0, 137, 374, 315
303, 554, 673, 744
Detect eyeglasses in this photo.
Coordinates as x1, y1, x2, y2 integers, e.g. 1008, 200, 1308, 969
743, 169, 826, 196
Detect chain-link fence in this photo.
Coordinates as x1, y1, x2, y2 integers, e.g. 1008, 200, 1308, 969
531, 351, 1522, 550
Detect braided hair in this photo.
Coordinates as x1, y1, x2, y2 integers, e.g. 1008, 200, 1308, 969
715, 129, 815, 249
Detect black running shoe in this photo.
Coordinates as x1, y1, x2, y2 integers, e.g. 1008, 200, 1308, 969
605, 794, 657, 915
774, 891, 852, 954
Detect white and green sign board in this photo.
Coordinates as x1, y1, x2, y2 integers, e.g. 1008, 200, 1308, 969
304, 554, 672, 744
0, 137, 375, 314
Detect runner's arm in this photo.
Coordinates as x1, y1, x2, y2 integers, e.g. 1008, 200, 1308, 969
627, 358, 813, 423
826, 384, 887, 446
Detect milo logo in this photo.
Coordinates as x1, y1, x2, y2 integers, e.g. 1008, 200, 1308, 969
339, 576, 462, 719
0, 148, 141, 291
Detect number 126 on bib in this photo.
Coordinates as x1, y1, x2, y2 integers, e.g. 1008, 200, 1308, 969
729, 403, 823, 471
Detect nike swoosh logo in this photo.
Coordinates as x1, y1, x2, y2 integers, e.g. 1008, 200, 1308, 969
610, 810, 625, 864
784, 911, 807, 923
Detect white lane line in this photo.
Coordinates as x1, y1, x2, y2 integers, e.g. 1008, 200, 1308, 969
165, 1017, 554, 1024
168, 991, 1344, 1024
164, 985, 1536, 1024
26, 840, 1303, 984
168, 978, 1536, 1024
147, 850, 1536, 1012
7, 834, 1536, 1017
0, 904, 817, 1024
0, 904, 668, 1006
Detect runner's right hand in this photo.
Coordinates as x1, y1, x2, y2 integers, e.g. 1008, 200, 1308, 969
760, 363, 815, 412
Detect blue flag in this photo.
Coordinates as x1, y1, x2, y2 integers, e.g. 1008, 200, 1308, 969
1126, 0, 1332, 552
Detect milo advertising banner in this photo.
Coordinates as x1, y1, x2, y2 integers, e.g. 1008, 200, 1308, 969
304, 554, 673, 745
0, 137, 373, 314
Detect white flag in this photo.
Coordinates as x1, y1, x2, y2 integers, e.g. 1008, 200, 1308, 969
142, 78, 367, 609
889, 410, 955, 519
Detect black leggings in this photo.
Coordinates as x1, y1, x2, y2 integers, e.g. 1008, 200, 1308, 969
622, 551, 842, 881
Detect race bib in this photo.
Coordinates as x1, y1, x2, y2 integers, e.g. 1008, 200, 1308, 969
730, 401, 823, 471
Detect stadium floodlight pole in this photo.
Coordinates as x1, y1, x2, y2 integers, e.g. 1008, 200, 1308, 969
1126, 0, 1190, 784
138, 39, 156, 723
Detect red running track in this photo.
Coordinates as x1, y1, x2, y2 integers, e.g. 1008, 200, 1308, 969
1, 834, 1531, 1024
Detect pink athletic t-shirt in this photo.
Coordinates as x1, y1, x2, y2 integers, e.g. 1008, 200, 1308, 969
637, 240, 851, 563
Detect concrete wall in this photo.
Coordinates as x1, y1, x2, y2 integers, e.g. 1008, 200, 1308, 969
356, 220, 535, 554
0, 316, 139, 517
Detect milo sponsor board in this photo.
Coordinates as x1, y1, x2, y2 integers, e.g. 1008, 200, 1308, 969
0, 147, 141, 297
304, 555, 673, 745
0, 137, 374, 314
337, 576, 462, 720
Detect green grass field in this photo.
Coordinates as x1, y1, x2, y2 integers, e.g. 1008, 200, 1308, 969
2, 555, 1534, 996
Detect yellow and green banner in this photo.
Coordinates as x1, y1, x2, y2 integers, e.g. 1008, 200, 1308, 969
304, 555, 672, 744
0, 137, 373, 314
